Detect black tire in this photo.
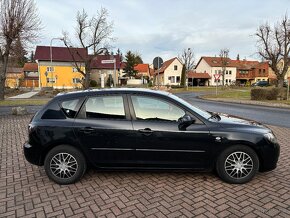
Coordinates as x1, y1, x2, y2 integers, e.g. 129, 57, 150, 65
216, 145, 259, 184
44, 145, 87, 185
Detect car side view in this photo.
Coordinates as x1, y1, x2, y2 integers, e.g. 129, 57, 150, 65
24, 88, 280, 185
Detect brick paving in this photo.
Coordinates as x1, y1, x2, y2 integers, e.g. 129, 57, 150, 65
0, 115, 290, 218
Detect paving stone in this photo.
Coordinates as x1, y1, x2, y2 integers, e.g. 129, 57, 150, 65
0, 115, 289, 217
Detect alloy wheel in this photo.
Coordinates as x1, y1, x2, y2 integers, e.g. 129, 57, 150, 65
224, 151, 253, 179
50, 152, 78, 179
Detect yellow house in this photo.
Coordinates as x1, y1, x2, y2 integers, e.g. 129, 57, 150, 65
35, 46, 87, 89
5, 67, 23, 88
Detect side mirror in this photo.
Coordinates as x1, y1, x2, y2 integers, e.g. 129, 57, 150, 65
178, 115, 195, 131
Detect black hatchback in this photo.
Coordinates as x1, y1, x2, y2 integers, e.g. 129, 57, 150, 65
24, 88, 280, 184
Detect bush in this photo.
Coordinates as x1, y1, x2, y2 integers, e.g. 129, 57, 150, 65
90, 80, 97, 87
251, 88, 287, 100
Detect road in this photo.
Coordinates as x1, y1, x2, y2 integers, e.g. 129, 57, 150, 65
176, 92, 290, 128
0, 93, 290, 128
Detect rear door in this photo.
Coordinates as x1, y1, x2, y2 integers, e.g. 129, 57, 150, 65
73, 94, 136, 167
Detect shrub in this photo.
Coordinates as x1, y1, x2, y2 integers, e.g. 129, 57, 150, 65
90, 80, 97, 87
251, 87, 287, 100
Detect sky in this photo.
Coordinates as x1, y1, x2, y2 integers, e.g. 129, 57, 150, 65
36, 0, 289, 64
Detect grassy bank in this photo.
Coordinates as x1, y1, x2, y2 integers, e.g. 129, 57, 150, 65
0, 99, 49, 106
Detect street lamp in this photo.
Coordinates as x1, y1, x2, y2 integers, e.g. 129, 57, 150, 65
50, 37, 64, 88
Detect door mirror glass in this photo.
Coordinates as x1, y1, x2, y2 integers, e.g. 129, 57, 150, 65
178, 115, 195, 130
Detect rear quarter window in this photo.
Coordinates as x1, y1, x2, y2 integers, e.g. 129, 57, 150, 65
41, 98, 80, 119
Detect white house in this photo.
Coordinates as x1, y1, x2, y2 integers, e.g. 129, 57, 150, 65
154, 57, 183, 86
195, 57, 237, 86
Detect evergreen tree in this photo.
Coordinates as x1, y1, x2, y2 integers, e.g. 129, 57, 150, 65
123, 51, 139, 77
180, 64, 186, 87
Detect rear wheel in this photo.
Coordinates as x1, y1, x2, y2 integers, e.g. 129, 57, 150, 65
216, 145, 259, 184
44, 145, 87, 185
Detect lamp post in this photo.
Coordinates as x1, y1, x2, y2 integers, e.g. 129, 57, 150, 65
50, 37, 64, 88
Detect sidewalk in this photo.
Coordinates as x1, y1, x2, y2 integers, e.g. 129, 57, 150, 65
8, 91, 39, 99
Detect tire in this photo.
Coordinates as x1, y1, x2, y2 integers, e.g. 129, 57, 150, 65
44, 145, 87, 185
216, 145, 259, 184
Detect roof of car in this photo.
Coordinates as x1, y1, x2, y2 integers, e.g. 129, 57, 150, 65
56, 88, 172, 99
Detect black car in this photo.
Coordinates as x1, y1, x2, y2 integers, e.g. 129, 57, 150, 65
24, 88, 280, 185
251, 81, 270, 87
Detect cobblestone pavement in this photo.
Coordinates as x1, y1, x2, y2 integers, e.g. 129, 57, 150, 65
0, 115, 290, 218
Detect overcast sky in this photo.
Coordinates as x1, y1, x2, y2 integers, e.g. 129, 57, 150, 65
37, 0, 289, 64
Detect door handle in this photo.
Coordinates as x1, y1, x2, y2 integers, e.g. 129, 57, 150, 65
138, 128, 153, 135
79, 127, 96, 134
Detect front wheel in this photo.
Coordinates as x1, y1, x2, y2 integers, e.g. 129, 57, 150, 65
44, 145, 87, 185
216, 145, 259, 184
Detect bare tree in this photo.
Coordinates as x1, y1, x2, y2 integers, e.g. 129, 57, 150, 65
179, 48, 195, 86
256, 15, 290, 88
220, 48, 230, 87
0, 0, 41, 100
63, 8, 114, 89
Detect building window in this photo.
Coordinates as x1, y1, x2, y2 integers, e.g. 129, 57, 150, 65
73, 78, 81, 84
226, 70, 228, 74
174, 65, 178, 71
215, 70, 217, 74
229, 70, 232, 75
47, 78, 56, 83
226, 79, 228, 83
176, 76, 180, 83
46, 66, 54, 72
263, 69, 266, 74
169, 76, 175, 83
229, 79, 231, 83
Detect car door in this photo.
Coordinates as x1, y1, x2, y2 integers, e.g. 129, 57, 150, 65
129, 94, 211, 169
73, 94, 136, 167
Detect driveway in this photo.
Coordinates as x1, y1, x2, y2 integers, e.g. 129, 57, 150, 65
0, 115, 290, 217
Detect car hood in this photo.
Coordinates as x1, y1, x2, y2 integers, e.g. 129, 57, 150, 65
215, 113, 269, 131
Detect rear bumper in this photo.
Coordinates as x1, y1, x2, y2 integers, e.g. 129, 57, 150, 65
23, 142, 43, 166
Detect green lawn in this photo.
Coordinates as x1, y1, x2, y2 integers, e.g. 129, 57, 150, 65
203, 89, 251, 99
0, 99, 49, 106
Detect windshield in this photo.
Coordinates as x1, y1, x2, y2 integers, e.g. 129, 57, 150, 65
169, 93, 212, 119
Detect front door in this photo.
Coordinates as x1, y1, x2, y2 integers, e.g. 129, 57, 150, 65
129, 94, 211, 169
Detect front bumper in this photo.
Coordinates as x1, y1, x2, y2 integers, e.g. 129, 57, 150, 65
259, 142, 280, 172
23, 142, 43, 166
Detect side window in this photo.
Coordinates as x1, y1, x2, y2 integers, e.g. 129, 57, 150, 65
85, 95, 125, 119
61, 99, 80, 118
131, 96, 185, 122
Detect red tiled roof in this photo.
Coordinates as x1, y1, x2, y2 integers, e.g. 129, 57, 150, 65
23, 63, 38, 72
134, 64, 149, 73
188, 71, 211, 79
35, 46, 87, 62
197, 57, 270, 71
90, 55, 123, 69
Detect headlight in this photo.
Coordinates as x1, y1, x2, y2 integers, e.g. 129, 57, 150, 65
264, 132, 278, 144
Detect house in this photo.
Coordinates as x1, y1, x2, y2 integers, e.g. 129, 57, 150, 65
34, 46, 86, 89
22, 63, 39, 88
90, 55, 123, 86
134, 64, 150, 77
5, 67, 23, 88
195, 56, 270, 86
195, 57, 237, 86
234, 60, 269, 85
154, 57, 183, 86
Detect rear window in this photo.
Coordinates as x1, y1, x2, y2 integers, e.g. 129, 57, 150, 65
84, 95, 125, 119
